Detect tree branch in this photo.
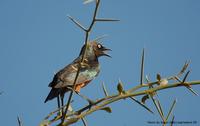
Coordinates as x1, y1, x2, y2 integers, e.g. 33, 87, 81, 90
60, 81, 200, 125
41, 80, 200, 126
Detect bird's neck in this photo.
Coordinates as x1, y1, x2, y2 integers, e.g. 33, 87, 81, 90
81, 54, 99, 65
79, 46, 99, 66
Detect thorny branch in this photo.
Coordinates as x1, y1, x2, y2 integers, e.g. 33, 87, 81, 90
61, 0, 119, 124
40, 1, 200, 126
43, 80, 200, 126
41, 58, 200, 125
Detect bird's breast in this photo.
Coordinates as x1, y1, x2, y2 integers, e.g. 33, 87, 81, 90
81, 66, 100, 78
65, 65, 100, 85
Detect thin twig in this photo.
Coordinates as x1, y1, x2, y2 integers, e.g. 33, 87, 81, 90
87, 0, 100, 32
17, 116, 22, 126
157, 100, 164, 117
140, 48, 145, 85
170, 115, 175, 126
95, 18, 120, 22
177, 61, 190, 76
83, 0, 95, 4
150, 96, 165, 122
102, 82, 109, 96
166, 99, 177, 121
182, 71, 190, 83
81, 117, 88, 126
67, 15, 87, 31
173, 76, 198, 95
168, 61, 190, 80
185, 85, 198, 96
129, 96, 154, 114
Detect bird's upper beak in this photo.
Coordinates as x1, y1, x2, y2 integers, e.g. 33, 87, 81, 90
101, 47, 112, 58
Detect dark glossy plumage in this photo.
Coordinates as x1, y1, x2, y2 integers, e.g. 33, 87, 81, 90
45, 41, 110, 103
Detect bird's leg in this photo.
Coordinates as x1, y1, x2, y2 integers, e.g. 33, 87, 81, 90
57, 95, 63, 118
57, 95, 62, 115
57, 95, 61, 109
60, 94, 64, 116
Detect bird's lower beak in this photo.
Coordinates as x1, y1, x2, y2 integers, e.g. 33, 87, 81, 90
102, 48, 112, 58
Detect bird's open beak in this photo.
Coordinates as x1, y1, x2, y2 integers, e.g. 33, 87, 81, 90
102, 47, 112, 58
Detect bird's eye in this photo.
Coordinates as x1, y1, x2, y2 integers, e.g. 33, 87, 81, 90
97, 44, 102, 49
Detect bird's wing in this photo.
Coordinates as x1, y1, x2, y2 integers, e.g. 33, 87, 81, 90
48, 57, 81, 87
54, 63, 99, 88
49, 56, 100, 89
48, 62, 79, 87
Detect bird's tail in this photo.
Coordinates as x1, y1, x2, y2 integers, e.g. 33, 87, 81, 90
44, 88, 60, 103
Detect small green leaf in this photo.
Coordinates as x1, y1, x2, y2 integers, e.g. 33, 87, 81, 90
141, 95, 149, 104
100, 107, 112, 113
117, 81, 124, 94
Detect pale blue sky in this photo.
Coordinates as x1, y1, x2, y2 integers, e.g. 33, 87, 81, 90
0, 0, 200, 126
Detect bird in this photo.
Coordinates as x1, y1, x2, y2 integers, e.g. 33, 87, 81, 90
44, 41, 111, 107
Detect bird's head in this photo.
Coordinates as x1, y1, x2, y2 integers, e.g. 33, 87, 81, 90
79, 41, 111, 60
90, 41, 111, 58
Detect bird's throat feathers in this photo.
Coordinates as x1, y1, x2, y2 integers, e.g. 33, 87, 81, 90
80, 44, 99, 63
